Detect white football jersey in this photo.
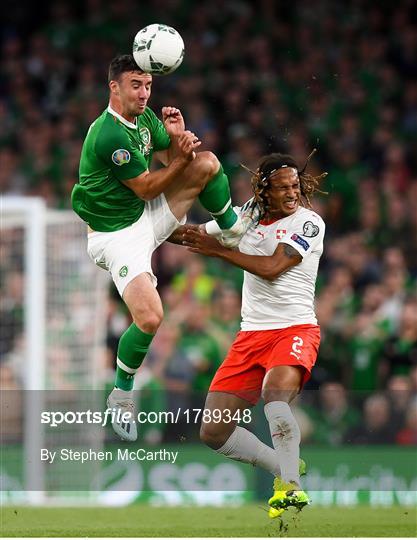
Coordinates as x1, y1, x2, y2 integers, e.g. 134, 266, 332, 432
237, 206, 325, 330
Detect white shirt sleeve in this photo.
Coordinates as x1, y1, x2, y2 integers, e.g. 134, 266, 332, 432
280, 211, 325, 257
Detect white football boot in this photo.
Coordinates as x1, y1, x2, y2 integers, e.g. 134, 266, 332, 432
216, 201, 259, 248
106, 388, 137, 442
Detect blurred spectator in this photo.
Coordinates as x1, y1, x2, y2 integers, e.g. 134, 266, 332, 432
346, 312, 385, 393
410, 366, 417, 393
345, 394, 396, 444
305, 382, 360, 446
207, 286, 241, 357
176, 301, 222, 398
396, 398, 417, 446
386, 375, 414, 429
0, 273, 24, 357
0, 364, 22, 442
380, 297, 417, 383
147, 322, 191, 441
171, 255, 217, 304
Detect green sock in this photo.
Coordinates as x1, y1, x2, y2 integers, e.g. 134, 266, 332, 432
115, 324, 154, 391
198, 165, 238, 229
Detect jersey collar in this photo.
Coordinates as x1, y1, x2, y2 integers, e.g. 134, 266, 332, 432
259, 217, 280, 226
259, 207, 301, 226
107, 104, 137, 129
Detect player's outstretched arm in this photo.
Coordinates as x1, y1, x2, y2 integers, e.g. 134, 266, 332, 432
182, 229, 302, 281
122, 131, 200, 200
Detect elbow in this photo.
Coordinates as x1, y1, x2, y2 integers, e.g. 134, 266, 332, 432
259, 265, 283, 281
130, 176, 157, 201
262, 272, 279, 282
140, 191, 154, 202
134, 186, 155, 201
258, 269, 279, 281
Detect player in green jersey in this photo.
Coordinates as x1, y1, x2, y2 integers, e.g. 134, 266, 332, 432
71, 55, 252, 441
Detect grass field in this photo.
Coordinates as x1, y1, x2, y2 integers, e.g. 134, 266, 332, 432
1, 505, 416, 537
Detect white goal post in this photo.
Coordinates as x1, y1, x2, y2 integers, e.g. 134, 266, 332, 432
1, 196, 109, 504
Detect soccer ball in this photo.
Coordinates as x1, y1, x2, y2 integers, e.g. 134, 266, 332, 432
133, 24, 184, 75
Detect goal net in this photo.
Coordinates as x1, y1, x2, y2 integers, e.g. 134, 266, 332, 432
1, 196, 109, 504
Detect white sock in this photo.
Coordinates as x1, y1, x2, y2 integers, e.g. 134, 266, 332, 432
216, 426, 281, 477
264, 401, 301, 485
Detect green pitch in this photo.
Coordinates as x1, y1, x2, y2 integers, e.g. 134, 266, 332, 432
1, 505, 416, 537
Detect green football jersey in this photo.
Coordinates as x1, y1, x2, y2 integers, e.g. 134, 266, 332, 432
72, 105, 171, 232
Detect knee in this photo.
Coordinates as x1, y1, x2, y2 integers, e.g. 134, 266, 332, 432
193, 151, 220, 182
200, 421, 231, 449
132, 309, 163, 334
262, 389, 295, 404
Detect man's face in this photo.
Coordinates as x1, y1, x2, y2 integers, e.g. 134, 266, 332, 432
265, 167, 301, 217
112, 71, 152, 116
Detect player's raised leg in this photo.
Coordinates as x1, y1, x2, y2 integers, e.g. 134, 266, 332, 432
107, 273, 163, 441
263, 365, 310, 511
164, 151, 254, 247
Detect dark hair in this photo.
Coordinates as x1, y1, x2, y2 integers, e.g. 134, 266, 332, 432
108, 54, 144, 82
243, 150, 327, 221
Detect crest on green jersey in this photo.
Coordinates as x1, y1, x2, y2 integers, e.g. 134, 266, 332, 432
112, 149, 131, 166
119, 265, 128, 278
139, 127, 152, 154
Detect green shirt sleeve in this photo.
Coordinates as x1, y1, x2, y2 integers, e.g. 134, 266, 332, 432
95, 125, 148, 182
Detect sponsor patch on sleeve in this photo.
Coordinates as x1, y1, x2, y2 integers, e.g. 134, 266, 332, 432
291, 233, 310, 251
112, 149, 131, 166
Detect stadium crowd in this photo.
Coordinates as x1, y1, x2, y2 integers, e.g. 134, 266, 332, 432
1, 0, 416, 446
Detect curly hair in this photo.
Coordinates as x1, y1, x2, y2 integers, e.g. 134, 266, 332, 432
242, 149, 327, 221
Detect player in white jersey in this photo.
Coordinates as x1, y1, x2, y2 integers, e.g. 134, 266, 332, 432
181, 152, 327, 517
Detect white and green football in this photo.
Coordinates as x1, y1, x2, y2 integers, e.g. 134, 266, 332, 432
133, 24, 185, 75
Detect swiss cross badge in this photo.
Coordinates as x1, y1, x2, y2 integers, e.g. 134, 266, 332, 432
276, 229, 286, 239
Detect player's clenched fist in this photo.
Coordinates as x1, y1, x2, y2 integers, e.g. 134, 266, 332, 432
162, 106, 185, 136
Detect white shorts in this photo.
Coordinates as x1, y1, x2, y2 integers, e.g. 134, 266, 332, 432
87, 193, 185, 297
